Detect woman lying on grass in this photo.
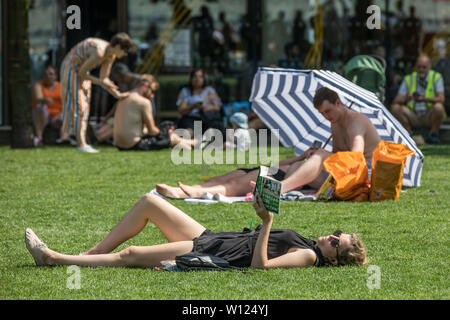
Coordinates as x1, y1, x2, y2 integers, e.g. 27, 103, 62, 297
25, 192, 367, 269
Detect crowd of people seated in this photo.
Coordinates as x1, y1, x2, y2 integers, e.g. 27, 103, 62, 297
30, 34, 262, 152
31, 9, 448, 150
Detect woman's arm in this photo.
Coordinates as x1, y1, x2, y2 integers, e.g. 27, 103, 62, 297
78, 48, 126, 100
250, 192, 316, 269
202, 88, 222, 112
78, 49, 105, 86
99, 55, 114, 81
177, 88, 202, 116
178, 100, 202, 116
32, 82, 52, 105
250, 192, 274, 268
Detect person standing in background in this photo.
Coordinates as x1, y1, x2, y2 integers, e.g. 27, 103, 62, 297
60, 33, 136, 153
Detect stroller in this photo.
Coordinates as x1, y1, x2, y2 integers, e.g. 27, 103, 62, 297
344, 55, 387, 103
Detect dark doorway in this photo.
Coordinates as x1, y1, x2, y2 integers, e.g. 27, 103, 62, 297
65, 0, 119, 50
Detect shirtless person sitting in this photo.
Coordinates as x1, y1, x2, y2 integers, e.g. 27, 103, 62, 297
114, 75, 195, 151
157, 87, 381, 198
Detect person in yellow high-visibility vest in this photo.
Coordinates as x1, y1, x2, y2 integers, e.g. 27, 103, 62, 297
391, 55, 445, 144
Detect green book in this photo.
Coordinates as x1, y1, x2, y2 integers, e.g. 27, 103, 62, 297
254, 166, 282, 215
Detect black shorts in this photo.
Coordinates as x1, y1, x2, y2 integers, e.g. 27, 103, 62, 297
177, 112, 225, 141
177, 115, 202, 132
237, 167, 286, 181
118, 121, 175, 152
118, 134, 170, 151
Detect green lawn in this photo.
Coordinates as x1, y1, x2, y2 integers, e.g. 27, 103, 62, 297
0, 145, 449, 300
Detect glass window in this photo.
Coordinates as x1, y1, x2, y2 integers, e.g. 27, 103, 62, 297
128, 0, 247, 73
28, 0, 59, 84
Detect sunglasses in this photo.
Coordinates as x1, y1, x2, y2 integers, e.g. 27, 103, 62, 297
331, 230, 342, 266
331, 230, 342, 248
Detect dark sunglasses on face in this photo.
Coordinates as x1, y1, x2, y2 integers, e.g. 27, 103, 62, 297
331, 230, 342, 248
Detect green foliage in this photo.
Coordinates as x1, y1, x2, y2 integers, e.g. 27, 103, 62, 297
0, 146, 449, 299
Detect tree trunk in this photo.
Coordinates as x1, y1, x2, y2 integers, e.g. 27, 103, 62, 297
7, 0, 34, 148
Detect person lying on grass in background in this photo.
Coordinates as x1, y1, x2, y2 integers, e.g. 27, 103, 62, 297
25, 192, 367, 269
157, 87, 381, 199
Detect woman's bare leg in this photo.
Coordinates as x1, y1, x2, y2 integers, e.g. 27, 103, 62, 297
281, 149, 332, 193
96, 124, 113, 142
284, 160, 304, 178
26, 229, 193, 268
33, 108, 48, 140
170, 133, 197, 150
177, 164, 293, 197
178, 170, 260, 197
155, 184, 188, 198
84, 194, 206, 255
48, 242, 193, 268
194, 170, 250, 188
155, 170, 250, 198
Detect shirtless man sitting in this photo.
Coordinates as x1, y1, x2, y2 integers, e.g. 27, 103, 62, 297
114, 75, 195, 151
157, 87, 381, 198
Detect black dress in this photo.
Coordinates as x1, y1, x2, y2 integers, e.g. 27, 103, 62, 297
192, 225, 325, 267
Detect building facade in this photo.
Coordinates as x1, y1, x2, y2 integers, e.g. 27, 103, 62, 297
0, 0, 449, 130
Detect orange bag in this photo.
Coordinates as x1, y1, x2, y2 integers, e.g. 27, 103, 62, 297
323, 152, 370, 201
369, 141, 414, 201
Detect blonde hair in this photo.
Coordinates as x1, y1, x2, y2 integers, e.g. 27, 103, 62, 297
339, 233, 367, 266
138, 74, 160, 91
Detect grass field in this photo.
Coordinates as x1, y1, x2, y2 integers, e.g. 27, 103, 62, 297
0, 145, 449, 300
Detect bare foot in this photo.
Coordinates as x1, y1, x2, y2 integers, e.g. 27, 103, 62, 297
177, 182, 204, 198
156, 184, 188, 199
25, 228, 50, 266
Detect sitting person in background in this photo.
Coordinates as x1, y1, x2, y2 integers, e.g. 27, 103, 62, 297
95, 105, 116, 145
158, 87, 381, 199
96, 71, 160, 145
32, 65, 70, 146
95, 63, 141, 144
177, 68, 225, 139
114, 75, 195, 151
391, 54, 445, 144
224, 112, 252, 151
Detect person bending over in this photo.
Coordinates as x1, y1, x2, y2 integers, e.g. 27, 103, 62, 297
158, 87, 381, 198
60, 33, 136, 153
25, 192, 367, 269
114, 75, 195, 151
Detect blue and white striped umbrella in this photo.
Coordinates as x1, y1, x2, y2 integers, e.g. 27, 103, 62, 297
249, 67, 424, 187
